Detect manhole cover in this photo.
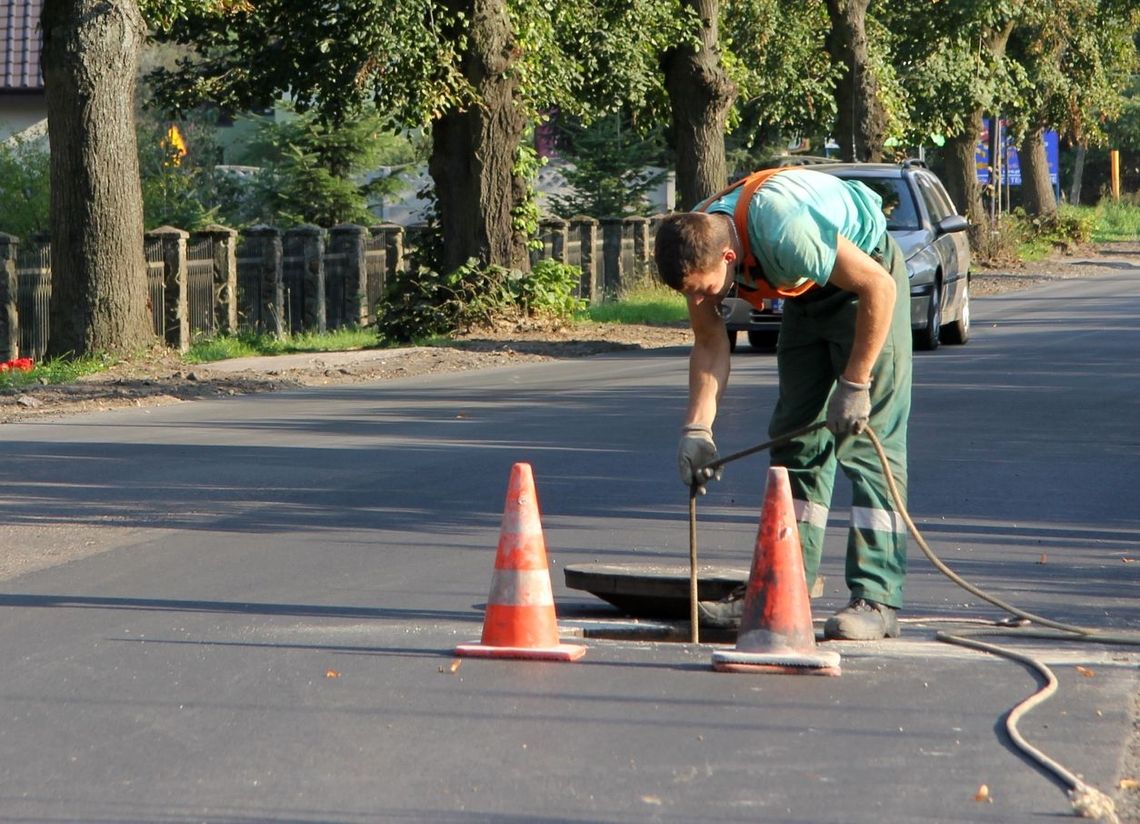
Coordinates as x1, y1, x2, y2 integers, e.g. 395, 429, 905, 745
563, 562, 749, 619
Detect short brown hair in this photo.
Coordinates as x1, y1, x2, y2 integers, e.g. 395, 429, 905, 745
653, 212, 730, 291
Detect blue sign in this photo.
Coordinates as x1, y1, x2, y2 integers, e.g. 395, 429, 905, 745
976, 119, 1059, 186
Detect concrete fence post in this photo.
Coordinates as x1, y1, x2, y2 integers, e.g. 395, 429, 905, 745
241, 225, 284, 338
600, 217, 626, 300
329, 224, 369, 328
201, 225, 239, 335
628, 216, 651, 282
286, 224, 326, 333
0, 233, 18, 361
147, 226, 190, 352
540, 218, 569, 265
570, 217, 600, 303
377, 223, 405, 278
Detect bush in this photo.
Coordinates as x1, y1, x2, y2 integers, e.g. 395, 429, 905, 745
1016, 206, 1095, 252
377, 259, 514, 342
508, 260, 585, 318
377, 259, 585, 343
0, 135, 50, 237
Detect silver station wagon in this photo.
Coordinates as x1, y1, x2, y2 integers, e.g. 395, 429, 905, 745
722, 159, 972, 352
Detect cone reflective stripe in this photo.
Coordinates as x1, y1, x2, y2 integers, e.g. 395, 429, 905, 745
457, 463, 585, 661
712, 466, 841, 676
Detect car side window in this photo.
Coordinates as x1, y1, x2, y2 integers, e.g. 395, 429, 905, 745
855, 178, 920, 231
915, 173, 954, 223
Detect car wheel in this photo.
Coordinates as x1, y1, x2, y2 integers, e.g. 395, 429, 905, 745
747, 330, 779, 351
941, 279, 970, 345
727, 328, 738, 352
914, 279, 942, 351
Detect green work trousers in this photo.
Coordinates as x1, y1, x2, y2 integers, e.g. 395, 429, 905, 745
768, 233, 912, 608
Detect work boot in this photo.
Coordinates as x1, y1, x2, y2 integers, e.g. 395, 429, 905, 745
697, 584, 747, 629
823, 598, 900, 640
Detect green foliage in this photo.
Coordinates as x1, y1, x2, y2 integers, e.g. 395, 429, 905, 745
517, 0, 689, 124
0, 136, 50, 238
377, 258, 584, 342
513, 131, 544, 249
0, 354, 111, 388
1105, 69, 1140, 152
547, 112, 666, 219
147, 0, 476, 127
377, 259, 514, 342
511, 260, 586, 317
1005, 204, 1096, 256
185, 328, 381, 362
580, 284, 689, 325
137, 110, 222, 231
229, 108, 410, 228
145, 0, 688, 270
881, 0, 1024, 143
1090, 199, 1140, 242
722, 0, 840, 166
1005, 1, 1140, 146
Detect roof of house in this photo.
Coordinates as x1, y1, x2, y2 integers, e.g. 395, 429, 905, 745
0, 0, 43, 92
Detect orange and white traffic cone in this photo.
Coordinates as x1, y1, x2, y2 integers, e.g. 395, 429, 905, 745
711, 466, 841, 676
456, 462, 586, 662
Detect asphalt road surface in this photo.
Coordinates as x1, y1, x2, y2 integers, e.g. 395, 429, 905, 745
0, 268, 1137, 823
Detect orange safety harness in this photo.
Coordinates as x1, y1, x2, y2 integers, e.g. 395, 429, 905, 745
695, 168, 818, 305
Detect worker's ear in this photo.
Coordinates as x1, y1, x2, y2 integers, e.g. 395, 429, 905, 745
723, 249, 737, 264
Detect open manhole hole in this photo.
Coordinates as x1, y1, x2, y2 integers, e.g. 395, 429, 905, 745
562, 562, 748, 641
564, 562, 749, 618
561, 562, 825, 642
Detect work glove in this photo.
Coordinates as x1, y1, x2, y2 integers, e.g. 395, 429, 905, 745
826, 376, 872, 436
678, 423, 722, 493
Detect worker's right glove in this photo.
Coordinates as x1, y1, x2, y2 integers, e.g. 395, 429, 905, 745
678, 423, 722, 493
826, 376, 872, 435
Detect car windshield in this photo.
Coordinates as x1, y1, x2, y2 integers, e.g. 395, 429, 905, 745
844, 176, 921, 231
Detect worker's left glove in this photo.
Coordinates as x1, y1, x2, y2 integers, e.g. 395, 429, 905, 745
826, 376, 871, 435
678, 424, 722, 493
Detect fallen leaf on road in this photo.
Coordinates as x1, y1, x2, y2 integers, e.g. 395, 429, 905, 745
1075, 666, 1095, 678
974, 784, 992, 803
1119, 778, 1138, 790
325, 669, 341, 679
439, 659, 462, 674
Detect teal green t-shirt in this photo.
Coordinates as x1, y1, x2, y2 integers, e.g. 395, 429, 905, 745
701, 168, 886, 290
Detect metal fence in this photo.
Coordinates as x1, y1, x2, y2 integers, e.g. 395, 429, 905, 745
144, 236, 166, 340
15, 240, 50, 361
0, 215, 659, 361
187, 235, 217, 337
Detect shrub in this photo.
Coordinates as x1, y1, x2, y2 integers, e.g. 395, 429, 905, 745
508, 260, 585, 318
377, 259, 585, 343
1016, 206, 1095, 252
0, 135, 50, 237
377, 259, 514, 342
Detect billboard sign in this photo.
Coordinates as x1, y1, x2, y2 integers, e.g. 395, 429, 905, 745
976, 119, 1059, 186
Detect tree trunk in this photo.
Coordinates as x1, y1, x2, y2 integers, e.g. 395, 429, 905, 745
429, 0, 527, 275
942, 109, 988, 249
824, 0, 887, 162
41, 0, 153, 358
662, 0, 736, 209
1019, 128, 1056, 217
1069, 142, 1086, 206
